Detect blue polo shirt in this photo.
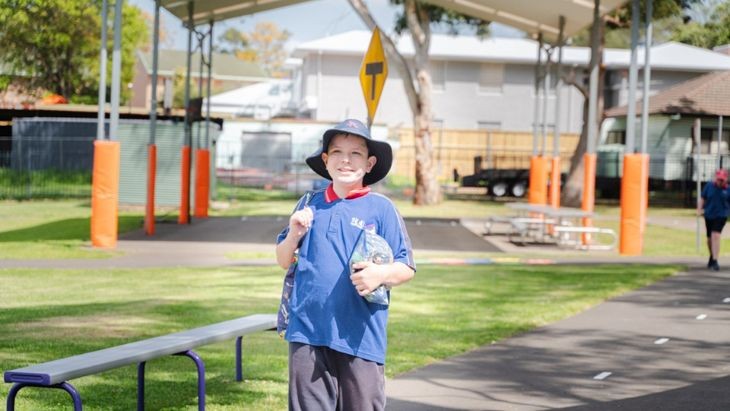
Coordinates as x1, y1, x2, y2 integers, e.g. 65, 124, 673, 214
277, 186, 415, 364
701, 181, 730, 219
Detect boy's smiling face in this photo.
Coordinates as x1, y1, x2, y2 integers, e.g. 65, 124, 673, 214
322, 133, 377, 188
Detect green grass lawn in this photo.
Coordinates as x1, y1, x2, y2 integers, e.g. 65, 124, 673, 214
0, 187, 718, 260
0, 263, 680, 410
0, 200, 142, 259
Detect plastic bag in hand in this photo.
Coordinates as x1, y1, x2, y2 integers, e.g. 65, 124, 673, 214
349, 227, 393, 305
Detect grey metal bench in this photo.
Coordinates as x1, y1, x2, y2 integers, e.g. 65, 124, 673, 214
4, 313, 276, 411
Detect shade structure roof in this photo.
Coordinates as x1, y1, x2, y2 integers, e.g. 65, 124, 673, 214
160, 0, 311, 27
421, 0, 627, 42
161, 0, 627, 42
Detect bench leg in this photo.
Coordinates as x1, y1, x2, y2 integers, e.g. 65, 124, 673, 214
137, 351, 205, 411
137, 361, 146, 411
7, 381, 82, 411
178, 350, 206, 411
235, 336, 243, 382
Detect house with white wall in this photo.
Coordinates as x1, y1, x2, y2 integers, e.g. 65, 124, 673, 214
291, 30, 730, 133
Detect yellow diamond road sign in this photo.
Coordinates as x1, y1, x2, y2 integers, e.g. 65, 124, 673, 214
359, 28, 388, 125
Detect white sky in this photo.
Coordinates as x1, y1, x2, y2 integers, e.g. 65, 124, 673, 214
128, 0, 524, 51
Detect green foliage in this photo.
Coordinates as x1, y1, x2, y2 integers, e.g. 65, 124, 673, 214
217, 26, 249, 54
215, 23, 290, 77
570, 0, 701, 47
671, 1, 730, 48
0, 0, 148, 101
390, 0, 490, 37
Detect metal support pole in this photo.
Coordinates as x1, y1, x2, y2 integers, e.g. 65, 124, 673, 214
182, 0, 194, 224
196, 29, 205, 150
205, 21, 214, 149
149, 0, 161, 144
625, 0, 640, 154
587, 0, 600, 154
184, 2, 193, 148
541, 49, 551, 155
109, 0, 123, 140
695, 118, 702, 252
553, 16, 565, 157
96, 0, 109, 140
719, 115, 724, 168
640, 0, 653, 154
532, 33, 543, 156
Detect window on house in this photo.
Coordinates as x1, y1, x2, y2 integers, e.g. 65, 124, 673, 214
605, 130, 626, 145
697, 127, 730, 154
478, 63, 504, 93
430, 61, 445, 91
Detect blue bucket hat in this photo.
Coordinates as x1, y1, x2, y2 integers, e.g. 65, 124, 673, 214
306, 119, 393, 186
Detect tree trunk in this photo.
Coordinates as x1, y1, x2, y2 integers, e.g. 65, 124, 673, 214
348, 0, 441, 205
413, 69, 441, 204
406, 0, 441, 205
561, 17, 605, 207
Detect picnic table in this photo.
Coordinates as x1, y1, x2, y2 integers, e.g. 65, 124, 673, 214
487, 202, 617, 250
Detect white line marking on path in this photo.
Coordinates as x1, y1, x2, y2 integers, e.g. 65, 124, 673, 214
654, 338, 670, 345
723, 297, 730, 303
593, 372, 612, 380
696, 314, 707, 320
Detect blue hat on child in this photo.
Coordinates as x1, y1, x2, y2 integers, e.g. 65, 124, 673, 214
306, 119, 393, 186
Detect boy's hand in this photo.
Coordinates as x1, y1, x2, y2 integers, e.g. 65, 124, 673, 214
287, 207, 313, 240
350, 262, 387, 296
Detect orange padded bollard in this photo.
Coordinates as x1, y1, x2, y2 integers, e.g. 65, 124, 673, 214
581, 153, 597, 245
145, 144, 157, 236
528, 156, 548, 205
91, 140, 120, 248
179, 146, 191, 224
549, 156, 561, 209
619, 153, 650, 255
194, 148, 210, 218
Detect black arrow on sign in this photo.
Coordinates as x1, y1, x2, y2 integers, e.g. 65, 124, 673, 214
365, 62, 383, 100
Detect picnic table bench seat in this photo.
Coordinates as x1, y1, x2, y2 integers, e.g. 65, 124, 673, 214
553, 225, 618, 250
4, 313, 276, 411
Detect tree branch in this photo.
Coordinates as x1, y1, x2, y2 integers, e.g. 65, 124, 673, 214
563, 65, 588, 100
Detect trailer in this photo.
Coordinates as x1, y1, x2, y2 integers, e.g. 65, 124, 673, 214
461, 167, 529, 198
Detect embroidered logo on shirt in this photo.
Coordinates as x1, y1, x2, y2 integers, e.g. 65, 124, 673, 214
351, 217, 365, 229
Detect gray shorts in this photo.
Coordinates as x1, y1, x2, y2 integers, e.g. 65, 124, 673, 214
288, 342, 385, 411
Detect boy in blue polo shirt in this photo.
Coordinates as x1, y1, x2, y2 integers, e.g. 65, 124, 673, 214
276, 119, 415, 411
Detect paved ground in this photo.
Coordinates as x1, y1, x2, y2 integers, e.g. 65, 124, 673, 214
386, 265, 730, 410
4, 214, 730, 410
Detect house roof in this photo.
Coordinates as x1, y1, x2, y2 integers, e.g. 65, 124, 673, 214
605, 71, 730, 117
136, 49, 268, 80
292, 30, 730, 72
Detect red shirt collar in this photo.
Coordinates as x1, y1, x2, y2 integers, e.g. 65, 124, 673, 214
324, 184, 371, 203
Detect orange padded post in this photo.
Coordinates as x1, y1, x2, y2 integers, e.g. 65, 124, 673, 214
145, 144, 157, 236
194, 148, 210, 218
528, 155, 548, 205
581, 153, 597, 245
619, 153, 650, 255
179, 146, 191, 224
549, 156, 561, 209
91, 140, 120, 248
